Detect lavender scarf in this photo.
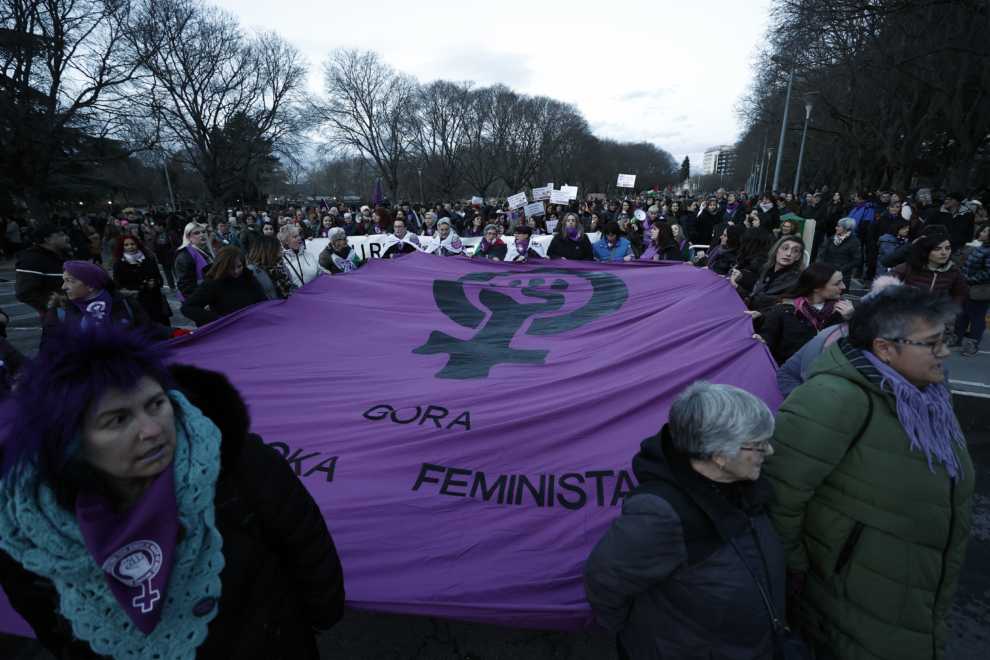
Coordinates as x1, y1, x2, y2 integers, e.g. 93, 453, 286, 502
863, 351, 966, 481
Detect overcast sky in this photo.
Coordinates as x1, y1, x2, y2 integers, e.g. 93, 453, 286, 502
213, 0, 770, 173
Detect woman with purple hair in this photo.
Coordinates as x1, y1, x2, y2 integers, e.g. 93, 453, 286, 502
0, 326, 345, 659
762, 283, 972, 660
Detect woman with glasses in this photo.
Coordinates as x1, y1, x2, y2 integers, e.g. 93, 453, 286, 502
755, 263, 854, 365
584, 381, 786, 660
468, 224, 507, 261
762, 283, 972, 660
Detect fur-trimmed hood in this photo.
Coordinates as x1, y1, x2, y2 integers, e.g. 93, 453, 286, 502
168, 363, 250, 469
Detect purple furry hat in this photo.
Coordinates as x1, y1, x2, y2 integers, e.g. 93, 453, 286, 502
0, 324, 176, 493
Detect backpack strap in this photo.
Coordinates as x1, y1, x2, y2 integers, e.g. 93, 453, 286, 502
845, 381, 874, 455
121, 298, 134, 321
57, 307, 64, 323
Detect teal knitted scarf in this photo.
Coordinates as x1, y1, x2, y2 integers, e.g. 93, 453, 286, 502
0, 391, 225, 660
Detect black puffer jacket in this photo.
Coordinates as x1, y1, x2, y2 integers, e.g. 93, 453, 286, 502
758, 301, 845, 365
546, 234, 594, 260
179, 270, 267, 327
584, 426, 785, 660
14, 245, 68, 314
0, 365, 345, 659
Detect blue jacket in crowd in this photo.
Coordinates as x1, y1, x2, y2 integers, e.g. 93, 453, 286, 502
593, 236, 634, 262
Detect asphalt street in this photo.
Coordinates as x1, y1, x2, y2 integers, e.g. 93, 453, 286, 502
0, 256, 987, 660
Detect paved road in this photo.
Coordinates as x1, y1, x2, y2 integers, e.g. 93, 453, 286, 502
1, 256, 987, 660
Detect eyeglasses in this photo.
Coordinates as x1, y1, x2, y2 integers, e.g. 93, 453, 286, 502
739, 441, 770, 455
881, 337, 945, 355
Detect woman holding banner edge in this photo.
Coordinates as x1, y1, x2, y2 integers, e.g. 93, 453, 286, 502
547, 213, 594, 260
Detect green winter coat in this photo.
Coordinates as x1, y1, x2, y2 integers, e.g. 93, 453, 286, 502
762, 339, 972, 660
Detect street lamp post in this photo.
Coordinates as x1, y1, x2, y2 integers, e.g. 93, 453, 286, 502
771, 68, 795, 193
793, 92, 819, 196
163, 159, 177, 212
756, 125, 770, 193
761, 148, 774, 192
417, 168, 424, 205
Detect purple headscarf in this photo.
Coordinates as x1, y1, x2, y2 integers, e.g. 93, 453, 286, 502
63, 261, 111, 289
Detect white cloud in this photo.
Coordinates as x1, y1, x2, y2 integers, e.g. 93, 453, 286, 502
219, 0, 771, 156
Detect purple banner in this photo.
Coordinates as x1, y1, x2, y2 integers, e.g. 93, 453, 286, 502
0, 253, 780, 635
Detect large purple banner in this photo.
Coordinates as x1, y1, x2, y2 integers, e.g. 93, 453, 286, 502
0, 253, 781, 635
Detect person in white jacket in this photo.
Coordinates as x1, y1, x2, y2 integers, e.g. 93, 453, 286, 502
277, 225, 321, 291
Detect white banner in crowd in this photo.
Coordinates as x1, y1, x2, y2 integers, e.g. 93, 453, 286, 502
471, 196, 484, 205
308, 232, 603, 261
507, 192, 528, 209
549, 190, 570, 204
560, 185, 578, 200
532, 186, 552, 201
616, 173, 636, 188
522, 201, 545, 218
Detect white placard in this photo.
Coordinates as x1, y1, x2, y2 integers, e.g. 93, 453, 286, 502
532, 186, 552, 201
507, 192, 528, 209
561, 185, 578, 200
547, 183, 554, 189
544, 219, 559, 234
522, 201, 545, 218
617, 174, 637, 188
471, 196, 483, 205
549, 190, 570, 204
312, 232, 602, 259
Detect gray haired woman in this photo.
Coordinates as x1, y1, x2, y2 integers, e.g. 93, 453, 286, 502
584, 381, 787, 660
821, 217, 862, 288
318, 227, 362, 274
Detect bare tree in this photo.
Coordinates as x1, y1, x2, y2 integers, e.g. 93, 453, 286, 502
0, 0, 156, 218
735, 0, 990, 191
314, 48, 419, 202
134, 0, 308, 207
410, 79, 473, 201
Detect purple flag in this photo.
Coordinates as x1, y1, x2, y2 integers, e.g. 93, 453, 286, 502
0, 254, 781, 635
318, 198, 330, 213
373, 179, 383, 206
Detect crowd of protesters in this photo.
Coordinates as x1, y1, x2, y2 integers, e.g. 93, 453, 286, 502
0, 181, 986, 660
4, 183, 988, 359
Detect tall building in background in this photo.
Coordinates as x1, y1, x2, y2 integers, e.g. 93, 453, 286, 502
702, 144, 737, 176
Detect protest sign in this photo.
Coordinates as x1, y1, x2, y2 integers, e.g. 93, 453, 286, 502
616, 174, 636, 188
471, 196, 484, 205
523, 201, 545, 218
532, 186, 552, 201
507, 192, 528, 209
545, 219, 559, 234
549, 190, 570, 204
0, 254, 780, 635
560, 185, 578, 200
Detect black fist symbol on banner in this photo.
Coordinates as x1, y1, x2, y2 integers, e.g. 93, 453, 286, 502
414, 268, 628, 379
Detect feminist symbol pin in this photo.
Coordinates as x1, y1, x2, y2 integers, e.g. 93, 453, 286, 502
86, 300, 107, 319
102, 540, 163, 613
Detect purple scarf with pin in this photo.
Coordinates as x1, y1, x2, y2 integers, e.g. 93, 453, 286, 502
76, 461, 180, 634
71, 289, 116, 327
862, 351, 967, 481
515, 239, 530, 255
565, 227, 581, 243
